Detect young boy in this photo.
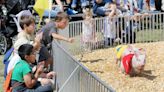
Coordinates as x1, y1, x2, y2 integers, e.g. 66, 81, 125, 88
11, 44, 53, 92
7, 15, 41, 74
38, 12, 74, 68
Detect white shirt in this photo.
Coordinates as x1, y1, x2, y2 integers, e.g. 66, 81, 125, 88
14, 31, 34, 50
103, 18, 116, 38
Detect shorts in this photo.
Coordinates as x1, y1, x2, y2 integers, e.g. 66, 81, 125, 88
39, 46, 52, 62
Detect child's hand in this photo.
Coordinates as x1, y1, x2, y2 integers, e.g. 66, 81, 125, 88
36, 31, 43, 41
35, 35, 41, 44
36, 66, 44, 75
68, 38, 74, 43
33, 41, 40, 51
34, 36, 41, 51
40, 78, 52, 86
46, 71, 55, 79
36, 62, 45, 74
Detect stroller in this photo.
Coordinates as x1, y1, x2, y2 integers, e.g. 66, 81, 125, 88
0, 0, 34, 54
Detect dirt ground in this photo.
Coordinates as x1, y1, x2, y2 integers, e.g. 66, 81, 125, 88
76, 42, 164, 92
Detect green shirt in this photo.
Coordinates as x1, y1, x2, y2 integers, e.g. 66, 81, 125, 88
11, 59, 32, 82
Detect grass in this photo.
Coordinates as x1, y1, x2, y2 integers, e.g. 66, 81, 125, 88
0, 55, 4, 92
136, 29, 164, 42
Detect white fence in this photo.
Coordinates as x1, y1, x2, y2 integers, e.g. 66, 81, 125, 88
62, 13, 164, 55
52, 12, 164, 92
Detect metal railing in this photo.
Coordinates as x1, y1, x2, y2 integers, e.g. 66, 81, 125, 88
52, 40, 115, 92
52, 12, 164, 92
62, 12, 164, 55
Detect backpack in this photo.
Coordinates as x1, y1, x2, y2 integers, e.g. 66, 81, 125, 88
3, 48, 14, 78
3, 69, 13, 92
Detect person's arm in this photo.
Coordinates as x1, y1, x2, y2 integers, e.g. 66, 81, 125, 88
46, 71, 55, 78
145, 0, 150, 10
24, 65, 43, 88
24, 73, 39, 88
108, 3, 117, 17
33, 34, 41, 51
51, 33, 74, 43
55, 0, 63, 11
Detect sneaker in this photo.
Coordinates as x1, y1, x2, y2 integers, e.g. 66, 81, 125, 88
150, 7, 156, 11
67, 8, 78, 15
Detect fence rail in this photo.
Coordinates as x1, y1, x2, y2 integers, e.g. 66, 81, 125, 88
52, 13, 164, 92
52, 40, 115, 92
61, 13, 164, 55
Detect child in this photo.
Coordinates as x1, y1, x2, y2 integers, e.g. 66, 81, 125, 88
115, 45, 146, 76
7, 15, 41, 74
82, 8, 96, 51
38, 12, 74, 69
11, 44, 53, 92
103, 17, 117, 47
15, 10, 33, 32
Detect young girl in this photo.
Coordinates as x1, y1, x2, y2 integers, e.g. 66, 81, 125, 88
103, 17, 117, 46
11, 44, 53, 92
82, 8, 96, 51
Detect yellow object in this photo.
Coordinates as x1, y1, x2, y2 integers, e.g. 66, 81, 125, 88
34, 0, 50, 29
115, 45, 128, 59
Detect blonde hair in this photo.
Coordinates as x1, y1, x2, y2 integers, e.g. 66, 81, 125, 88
83, 8, 93, 19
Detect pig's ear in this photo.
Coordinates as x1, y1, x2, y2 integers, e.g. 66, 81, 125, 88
138, 48, 146, 55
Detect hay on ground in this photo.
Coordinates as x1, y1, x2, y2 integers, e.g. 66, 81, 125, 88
76, 42, 164, 92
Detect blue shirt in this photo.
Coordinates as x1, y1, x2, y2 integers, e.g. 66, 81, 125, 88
93, 0, 113, 16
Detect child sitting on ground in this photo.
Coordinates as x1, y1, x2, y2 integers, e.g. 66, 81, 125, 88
11, 44, 54, 92
115, 45, 146, 76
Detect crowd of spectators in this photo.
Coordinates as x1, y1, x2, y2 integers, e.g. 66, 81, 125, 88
46, 0, 164, 17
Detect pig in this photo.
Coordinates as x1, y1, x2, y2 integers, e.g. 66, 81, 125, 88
115, 45, 146, 76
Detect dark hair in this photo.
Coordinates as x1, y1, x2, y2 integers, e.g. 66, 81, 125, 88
54, 12, 70, 22
18, 44, 34, 60
19, 15, 35, 30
